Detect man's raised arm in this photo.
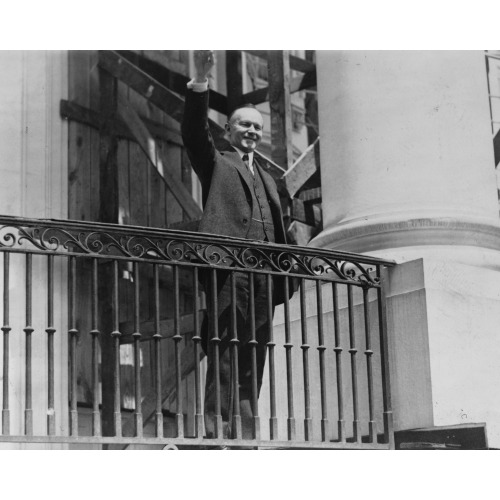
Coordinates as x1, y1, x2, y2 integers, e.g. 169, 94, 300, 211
181, 50, 217, 187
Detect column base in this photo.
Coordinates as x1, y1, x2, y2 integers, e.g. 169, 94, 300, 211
311, 216, 500, 270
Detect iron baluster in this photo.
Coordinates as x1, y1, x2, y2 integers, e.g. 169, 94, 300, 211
153, 264, 163, 438
192, 267, 203, 438
173, 265, 184, 438
267, 273, 278, 440
363, 285, 376, 443
283, 275, 296, 441
90, 258, 101, 437
210, 268, 223, 439
332, 282, 345, 443
316, 280, 329, 442
24, 254, 33, 436
133, 262, 143, 437
47, 255, 56, 436
230, 271, 242, 439
111, 260, 122, 437
300, 278, 312, 441
68, 256, 78, 436
347, 284, 360, 443
248, 272, 260, 441
2, 253, 11, 435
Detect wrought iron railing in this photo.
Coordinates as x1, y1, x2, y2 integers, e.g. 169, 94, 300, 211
0, 215, 395, 449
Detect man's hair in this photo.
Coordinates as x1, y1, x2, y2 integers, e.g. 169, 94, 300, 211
227, 103, 259, 122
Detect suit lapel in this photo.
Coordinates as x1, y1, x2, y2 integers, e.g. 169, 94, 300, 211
254, 160, 287, 243
254, 159, 281, 209
221, 147, 254, 193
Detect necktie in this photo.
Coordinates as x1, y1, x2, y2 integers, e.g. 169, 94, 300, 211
242, 154, 252, 174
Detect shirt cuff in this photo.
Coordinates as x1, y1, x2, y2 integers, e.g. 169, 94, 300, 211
187, 78, 209, 92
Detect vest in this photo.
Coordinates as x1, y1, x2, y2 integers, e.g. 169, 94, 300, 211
246, 166, 275, 242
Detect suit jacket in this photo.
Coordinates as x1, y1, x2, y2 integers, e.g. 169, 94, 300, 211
181, 89, 290, 305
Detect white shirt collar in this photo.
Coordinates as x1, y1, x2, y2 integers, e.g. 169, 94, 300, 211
233, 147, 254, 165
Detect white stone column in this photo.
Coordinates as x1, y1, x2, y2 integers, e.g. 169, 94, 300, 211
310, 50, 500, 448
312, 51, 500, 268
0, 51, 68, 448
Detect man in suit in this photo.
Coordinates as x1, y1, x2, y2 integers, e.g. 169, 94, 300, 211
181, 50, 289, 441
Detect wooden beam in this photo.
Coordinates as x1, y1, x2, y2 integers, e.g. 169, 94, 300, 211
226, 51, 243, 114
245, 50, 316, 73
98, 77, 119, 224
298, 187, 322, 204
255, 150, 287, 181
117, 96, 202, 220
62, 99, 104, 131
98, 50, 186, 123
118, 94, 158, 167
140, 50, 188, 76
98, 51, 227, 146
304, 50, 319, 145
241, 87, 269, 106
279, 137, 320, 198
267, 51, 294, 170
241, 69, 317, 107
98, 67, 120, 438
291, 197, 322, 227
60, 99, 183, 146
116, 50, 228, 116
141, 116, 183, 146
292, 69, 317, 92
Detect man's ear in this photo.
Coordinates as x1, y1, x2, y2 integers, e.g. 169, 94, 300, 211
224, 122, 230, 132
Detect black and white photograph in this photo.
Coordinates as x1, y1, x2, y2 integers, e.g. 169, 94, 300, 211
0, 2, 498, 498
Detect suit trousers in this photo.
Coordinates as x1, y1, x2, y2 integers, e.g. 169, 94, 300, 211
201, 270, 274, 439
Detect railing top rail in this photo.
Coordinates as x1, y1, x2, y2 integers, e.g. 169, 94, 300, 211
0, 215, 395, 267
0, 215, 395, 286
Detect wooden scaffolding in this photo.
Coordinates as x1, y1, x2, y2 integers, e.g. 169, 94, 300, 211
60, 50, 322, 438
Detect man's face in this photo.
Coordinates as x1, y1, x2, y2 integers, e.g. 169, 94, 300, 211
226, 107, 264, 153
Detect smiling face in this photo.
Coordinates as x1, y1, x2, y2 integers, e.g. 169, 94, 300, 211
225, 107, 264, 153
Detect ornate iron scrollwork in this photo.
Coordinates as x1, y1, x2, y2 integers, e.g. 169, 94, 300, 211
0, 218, 384, 286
